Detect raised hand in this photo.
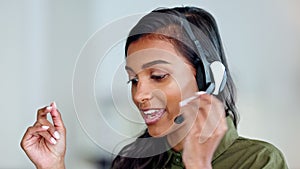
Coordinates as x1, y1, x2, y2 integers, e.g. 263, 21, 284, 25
20, 102, 66, 169
181, 94, 227, 169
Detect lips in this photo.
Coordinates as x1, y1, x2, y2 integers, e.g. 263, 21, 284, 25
140, 109, 166, 125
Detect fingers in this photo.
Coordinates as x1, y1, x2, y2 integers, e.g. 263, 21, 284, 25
196, 95, 223, 143
21, 101, 67, 167
34, 102, 64, 142
34, 120, 61, 140
49, 102, 65, 132
36, 106, 52, 122
37, 102, 65, 130
21, 125, 57, 150
181, 93, 227, 143
37, 127, 59, 145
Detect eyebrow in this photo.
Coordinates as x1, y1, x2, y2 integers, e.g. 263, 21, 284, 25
125, 60, 171, 72
125, 66, 134, 73
142, 60, 170, 69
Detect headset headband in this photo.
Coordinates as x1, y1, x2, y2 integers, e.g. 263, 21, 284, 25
180, 16, 224, 94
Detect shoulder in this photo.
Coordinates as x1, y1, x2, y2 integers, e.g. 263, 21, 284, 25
235, 136, 284, 155
213, 137, 288, 169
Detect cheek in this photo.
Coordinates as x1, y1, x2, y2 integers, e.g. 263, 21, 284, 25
164, 76, 198, 118
165, 87, 182, 117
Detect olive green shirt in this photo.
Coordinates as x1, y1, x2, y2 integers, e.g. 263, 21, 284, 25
162, 117, 288, 169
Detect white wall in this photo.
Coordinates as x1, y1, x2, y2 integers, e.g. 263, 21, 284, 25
0, 0, 299, 168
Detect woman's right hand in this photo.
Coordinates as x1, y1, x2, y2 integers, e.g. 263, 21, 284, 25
180, 94, 227, 169
20, 102, 66, 169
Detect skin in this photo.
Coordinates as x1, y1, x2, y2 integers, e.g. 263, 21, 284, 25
20, 38, 227, 169
126, 38, 199, 137
20, 102, 66, 169
127, 38, 228, 168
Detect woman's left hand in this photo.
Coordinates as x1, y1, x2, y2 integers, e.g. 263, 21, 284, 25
182, 93, 227, 169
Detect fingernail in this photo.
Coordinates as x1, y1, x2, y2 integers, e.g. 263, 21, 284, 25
50, 137, 57, 145
52, 101, 57, 108
54, 131, 60, 139
195, 91, 206, 95
46, 106, 52, 111
41, 126, 50, 130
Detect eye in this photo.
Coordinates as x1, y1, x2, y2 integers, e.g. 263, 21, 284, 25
150, 74, 168, 81
127, 77, 138, 85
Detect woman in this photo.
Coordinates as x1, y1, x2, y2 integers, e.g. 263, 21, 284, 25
21, 7, 288, 169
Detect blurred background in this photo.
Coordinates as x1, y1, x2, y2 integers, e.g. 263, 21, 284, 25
1, 0, 299, 168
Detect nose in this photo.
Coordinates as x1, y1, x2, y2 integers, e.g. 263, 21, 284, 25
133, 80, 153, 106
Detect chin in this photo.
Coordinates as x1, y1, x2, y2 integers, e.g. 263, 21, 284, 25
147, 126, 170, 138
148, 127, 165, 137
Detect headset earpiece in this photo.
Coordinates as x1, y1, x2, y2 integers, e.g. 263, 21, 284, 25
181, 16, 227, 95
209, 61, 226, 95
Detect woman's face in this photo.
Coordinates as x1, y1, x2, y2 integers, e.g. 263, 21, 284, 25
126, 38, 199, 137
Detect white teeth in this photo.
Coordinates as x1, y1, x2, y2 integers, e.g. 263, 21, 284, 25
143, 109, 158, 115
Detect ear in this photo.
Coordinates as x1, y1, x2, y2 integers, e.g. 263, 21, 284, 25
210, 61, 227, 95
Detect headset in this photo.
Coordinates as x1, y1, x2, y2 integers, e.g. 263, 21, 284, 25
174, 16, 227, 124
181, 16, 227, 95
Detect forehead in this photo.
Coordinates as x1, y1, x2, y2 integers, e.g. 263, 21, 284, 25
126, 39, 188, 68
127, 38, 177, 55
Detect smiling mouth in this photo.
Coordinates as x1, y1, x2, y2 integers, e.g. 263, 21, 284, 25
140, 109, 166, 125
